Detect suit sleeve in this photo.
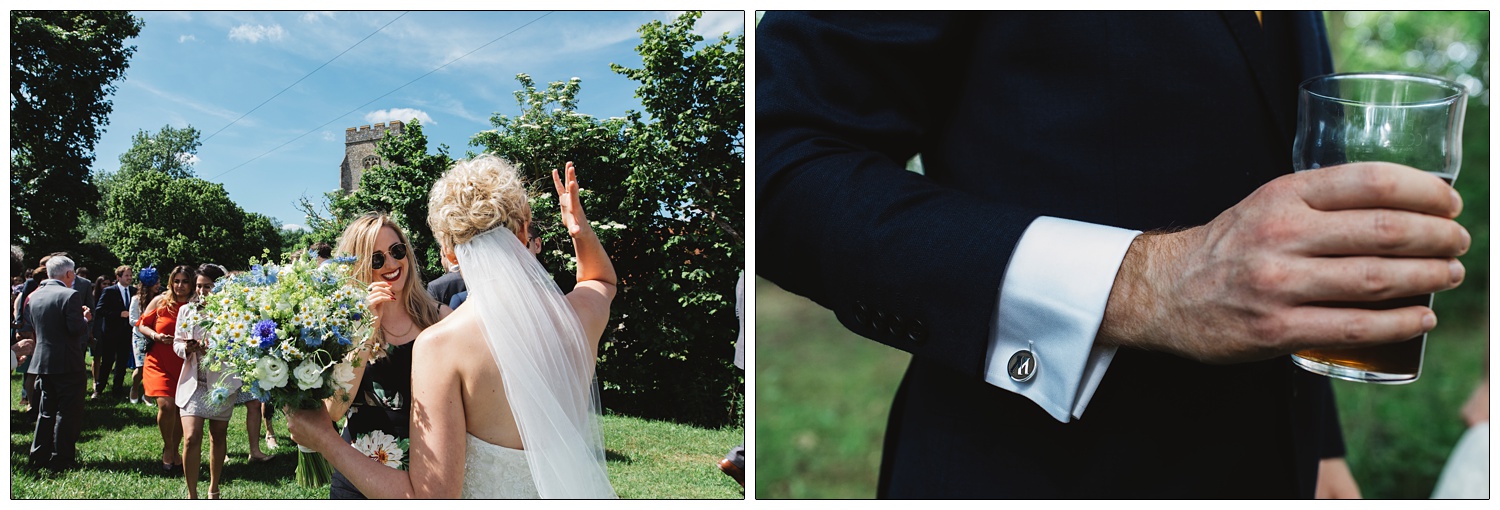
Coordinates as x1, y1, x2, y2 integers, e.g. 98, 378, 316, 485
758, 12, 1119, 396
64, 290, 87, 338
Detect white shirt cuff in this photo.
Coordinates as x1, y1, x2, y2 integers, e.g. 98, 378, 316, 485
984, 216, 1141, 423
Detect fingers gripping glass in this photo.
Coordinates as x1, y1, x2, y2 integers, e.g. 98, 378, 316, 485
1289, 72, 1467, 384
371, 243, 408, 270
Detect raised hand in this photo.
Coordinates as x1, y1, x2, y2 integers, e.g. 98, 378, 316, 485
552, 161, 593, 238
1102, 162, 1468, 363
366, 282, 395, 321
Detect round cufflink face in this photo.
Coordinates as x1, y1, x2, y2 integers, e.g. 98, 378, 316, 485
1008, 349, 1037, 382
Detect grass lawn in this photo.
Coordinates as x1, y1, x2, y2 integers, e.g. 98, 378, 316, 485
755, 277, 1489, 499
9, 367, 744, 499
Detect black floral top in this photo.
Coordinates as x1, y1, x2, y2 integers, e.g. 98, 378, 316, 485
330, 340, 414, 499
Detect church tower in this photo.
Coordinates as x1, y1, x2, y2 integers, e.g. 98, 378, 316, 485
340, 120, 403, 192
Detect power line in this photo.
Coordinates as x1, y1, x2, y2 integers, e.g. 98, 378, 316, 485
209, 11, 554, 181
201, 12, 409, 144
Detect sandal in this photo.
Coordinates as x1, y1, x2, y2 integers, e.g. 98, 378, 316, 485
249, 453, 275, 463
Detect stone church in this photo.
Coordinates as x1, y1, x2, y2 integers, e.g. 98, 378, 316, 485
339, 120, 403, 192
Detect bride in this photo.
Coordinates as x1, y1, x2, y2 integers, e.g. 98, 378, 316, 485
287, 155, 618, 498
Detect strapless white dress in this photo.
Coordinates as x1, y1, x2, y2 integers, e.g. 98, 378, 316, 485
460, 433, 540, 499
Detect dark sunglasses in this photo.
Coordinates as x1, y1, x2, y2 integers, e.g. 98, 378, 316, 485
371, 242, 408, 270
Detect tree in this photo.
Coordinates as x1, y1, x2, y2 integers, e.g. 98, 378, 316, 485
11, 11, 143, 251
95, 125, 280, 271
116, 125, 203, 179
330, 120, 454, 281
471, 12, 745, 426
97, 170, 280, 271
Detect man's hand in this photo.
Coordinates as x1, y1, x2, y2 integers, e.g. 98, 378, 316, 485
82, 305, 93, 323
12, 338, 36, 358
1101, 162, 1468, 363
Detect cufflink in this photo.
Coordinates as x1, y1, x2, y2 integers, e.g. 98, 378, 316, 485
1008, 349, 1037, 382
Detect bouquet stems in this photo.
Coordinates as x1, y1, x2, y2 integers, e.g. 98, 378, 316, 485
295, 444, 333, 488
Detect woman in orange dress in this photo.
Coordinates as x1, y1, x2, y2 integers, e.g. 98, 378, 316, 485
138, 265, 196, 475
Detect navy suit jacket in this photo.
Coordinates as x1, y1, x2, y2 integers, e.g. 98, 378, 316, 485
95, 283, 133, 341
758, 11, 1342, 498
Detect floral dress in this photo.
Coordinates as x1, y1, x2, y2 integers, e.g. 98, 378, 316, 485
329, 340, 414, 499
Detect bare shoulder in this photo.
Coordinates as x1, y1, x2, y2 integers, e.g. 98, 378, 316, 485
413, 308, 486, 362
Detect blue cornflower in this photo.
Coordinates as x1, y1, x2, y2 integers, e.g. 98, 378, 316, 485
249, 384, 270, 402
332, 326, 351, 346
333, 255, 357, 264
265, 265, 280, 284
301, 326, 323, 348
253, 320, 279, 350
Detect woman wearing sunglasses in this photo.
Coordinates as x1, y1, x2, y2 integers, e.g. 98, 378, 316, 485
323, 212, 452, 499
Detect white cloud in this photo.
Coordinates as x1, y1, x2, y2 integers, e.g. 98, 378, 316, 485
178, 34, 197, 43
176, 153, 200, 166
321, 131, 337, 142
365, 108, 435, 126
301, 12, 335, 23
228, 24, 286, 43
281, 223, 308, 231
131, 80, 246, 125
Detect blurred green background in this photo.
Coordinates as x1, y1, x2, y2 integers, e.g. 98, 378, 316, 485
754, 11, 1489, 499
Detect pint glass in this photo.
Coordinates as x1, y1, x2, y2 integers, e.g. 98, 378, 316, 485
1289, 72, 1467, 384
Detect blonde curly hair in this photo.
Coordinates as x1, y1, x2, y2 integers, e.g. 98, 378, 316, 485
427, 153, 532, 248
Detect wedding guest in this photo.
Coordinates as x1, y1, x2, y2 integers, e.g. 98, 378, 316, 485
95, 266, 134, 400
322, 213, 451, 499
241, 393, 278, 461
15, 263, 52, 411
139, 265, 197, 475
175, 263, 233, 499
426, 261, 465, 308
127, 267, 161, 405
311, 242, 333, 267
87, 274, 115, 399
19, 255, 93, 470
717, 271, 746, 487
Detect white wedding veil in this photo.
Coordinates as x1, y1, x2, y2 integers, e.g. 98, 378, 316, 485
456, 226, 615, 498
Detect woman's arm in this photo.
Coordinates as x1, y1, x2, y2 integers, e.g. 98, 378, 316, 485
406, 327, 468, 498
284, 405, 418, 499
322, 349, 369, 420
553, 162, 617, 349
284, 327, 468, 499
137, 300, 162, 340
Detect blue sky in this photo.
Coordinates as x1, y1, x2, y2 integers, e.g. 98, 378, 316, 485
88, 10, 745, 230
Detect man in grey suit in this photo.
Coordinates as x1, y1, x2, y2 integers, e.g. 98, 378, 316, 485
18, 255, 93, 470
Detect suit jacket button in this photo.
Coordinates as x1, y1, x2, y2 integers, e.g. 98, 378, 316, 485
873, 311, 888, 330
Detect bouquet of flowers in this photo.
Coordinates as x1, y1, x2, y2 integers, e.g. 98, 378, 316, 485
196, 252, 375, 488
